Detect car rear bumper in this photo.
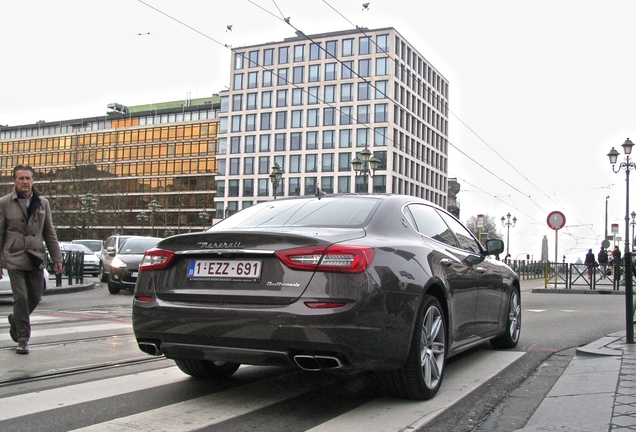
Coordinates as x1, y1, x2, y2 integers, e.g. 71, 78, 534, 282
82, 264, 100, 274
132, 295, 416, 371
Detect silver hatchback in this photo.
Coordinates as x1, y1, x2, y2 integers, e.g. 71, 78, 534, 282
99, 235, 131, 282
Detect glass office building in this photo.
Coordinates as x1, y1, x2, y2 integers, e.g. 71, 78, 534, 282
0, 97, 220, 240
216, 27, 449, 218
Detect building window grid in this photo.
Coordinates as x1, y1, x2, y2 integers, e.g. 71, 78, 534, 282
222, 30, 448, 204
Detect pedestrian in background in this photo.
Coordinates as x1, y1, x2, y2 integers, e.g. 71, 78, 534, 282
598, 247, 609, 279
584, 248, 596, 280
612, 245, 623, 282
0, 164, 63, 354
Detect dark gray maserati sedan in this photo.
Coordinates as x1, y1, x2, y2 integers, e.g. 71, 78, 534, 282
132, 194, 520, 400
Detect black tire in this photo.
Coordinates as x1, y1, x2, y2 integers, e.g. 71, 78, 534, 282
382, 295, 446, 400
490, 288, 521, 349
107, 282, 120, 294
99, 265, 108, 282
174, 359, 241, 379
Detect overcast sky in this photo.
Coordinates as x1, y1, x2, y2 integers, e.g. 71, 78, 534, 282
2, 0, 636, 262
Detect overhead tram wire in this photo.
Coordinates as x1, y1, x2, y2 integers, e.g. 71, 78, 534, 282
141, 0, 408, 164
141, 0, 550, 223
140, 0, 372, 150
322, 0, 601, 232
246, 1, 399, 140
456, 177, 545, 225
320, 4, 548, 191
320, 1, 547, 199
137, 0, 231, 51
140, 0, 578, 229
141, 0, 451, 177
449, 142, 546, 214
247, 0, 454, 173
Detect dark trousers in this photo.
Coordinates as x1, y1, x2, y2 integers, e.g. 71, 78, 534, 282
8, 269, 45, 342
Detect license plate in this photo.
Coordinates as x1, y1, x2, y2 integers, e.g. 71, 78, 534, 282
188, 259, 262, 282
130, 272, 138, 278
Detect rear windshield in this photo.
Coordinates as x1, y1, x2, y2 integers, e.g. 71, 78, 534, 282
212, 197, 379, 229
63, 244, 92, 253
119, 238, 161, 254
72, 240, 102, 252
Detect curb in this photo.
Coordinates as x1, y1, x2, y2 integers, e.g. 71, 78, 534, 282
531, 288, 624, 295
43, 282, 100, 295
576, 336, 623, 356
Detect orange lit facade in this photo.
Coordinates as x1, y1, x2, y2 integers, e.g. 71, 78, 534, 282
0, 97, 221, 240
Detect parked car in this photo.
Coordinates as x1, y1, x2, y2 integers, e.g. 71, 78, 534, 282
0, 269, 50, 303
60, 242, 101, 277
71, 239, 103, 261
100, 235, 132, 282
132, 194, 521, 400
108, 236, 162, 294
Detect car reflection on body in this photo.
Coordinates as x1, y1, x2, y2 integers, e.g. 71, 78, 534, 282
132, 194, 521, 400
71, 239, 103, 262
107, 236, 162, 294
60, 242, 101, 277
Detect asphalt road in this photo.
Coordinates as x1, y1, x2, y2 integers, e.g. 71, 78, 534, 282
423, 280, 627, 431
0, 278, 628, 431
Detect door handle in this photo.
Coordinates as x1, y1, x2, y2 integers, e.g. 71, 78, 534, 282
475, 266, 487, 273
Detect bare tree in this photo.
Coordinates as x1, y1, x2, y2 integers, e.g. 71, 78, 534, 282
465, 214, 503, 243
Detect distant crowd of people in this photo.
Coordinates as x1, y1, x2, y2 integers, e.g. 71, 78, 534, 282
584, 245, 633, 280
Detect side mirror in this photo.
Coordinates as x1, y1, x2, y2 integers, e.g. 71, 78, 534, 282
485, 238, 505, 256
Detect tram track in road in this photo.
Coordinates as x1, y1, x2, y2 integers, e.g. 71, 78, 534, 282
0, 355, 167, 387
0, 329, 166, 388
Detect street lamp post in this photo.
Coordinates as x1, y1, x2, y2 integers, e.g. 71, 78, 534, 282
351, 145, 380, 193
269, 163, 283, 199
608, 137, 636, 344
147, 198, 162, 237
136, 211, 149, 236
501, 212, 517, 261
80, 193, 98, 238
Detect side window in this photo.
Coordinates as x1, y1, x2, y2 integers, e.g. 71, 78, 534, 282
406, 204, 458, 248
105, 237, 114, 250
437, 210, 481, 253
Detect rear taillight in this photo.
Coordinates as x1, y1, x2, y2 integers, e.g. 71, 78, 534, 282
139, 248, 176, 271
276, 245, 374, 273
305, 301, 347, 308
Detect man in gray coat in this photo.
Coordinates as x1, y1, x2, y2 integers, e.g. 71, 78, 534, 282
0, 164, 63, 354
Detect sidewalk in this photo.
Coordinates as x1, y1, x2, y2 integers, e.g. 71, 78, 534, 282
515, 278, 635, 431
515, 332, 635, 431
0, 275, 98, 303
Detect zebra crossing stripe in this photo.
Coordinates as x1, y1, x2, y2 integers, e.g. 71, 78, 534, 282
305, 350, 524, 431
0, 367, 188, 421
69, 371, 340, 432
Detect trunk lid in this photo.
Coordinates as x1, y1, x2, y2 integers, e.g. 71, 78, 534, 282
149, 228, 365, 305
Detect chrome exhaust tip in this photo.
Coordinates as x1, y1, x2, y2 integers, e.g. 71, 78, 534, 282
293, 355, 343, 371
138, 341, 162, 356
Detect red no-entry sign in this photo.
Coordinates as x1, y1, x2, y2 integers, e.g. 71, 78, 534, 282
547, 211, 566, 230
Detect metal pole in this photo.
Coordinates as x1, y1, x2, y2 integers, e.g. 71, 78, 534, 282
625, 162, 634, 343
606, 196, 610, 243
506, 224, 510, 258
554, 230, 558, 289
